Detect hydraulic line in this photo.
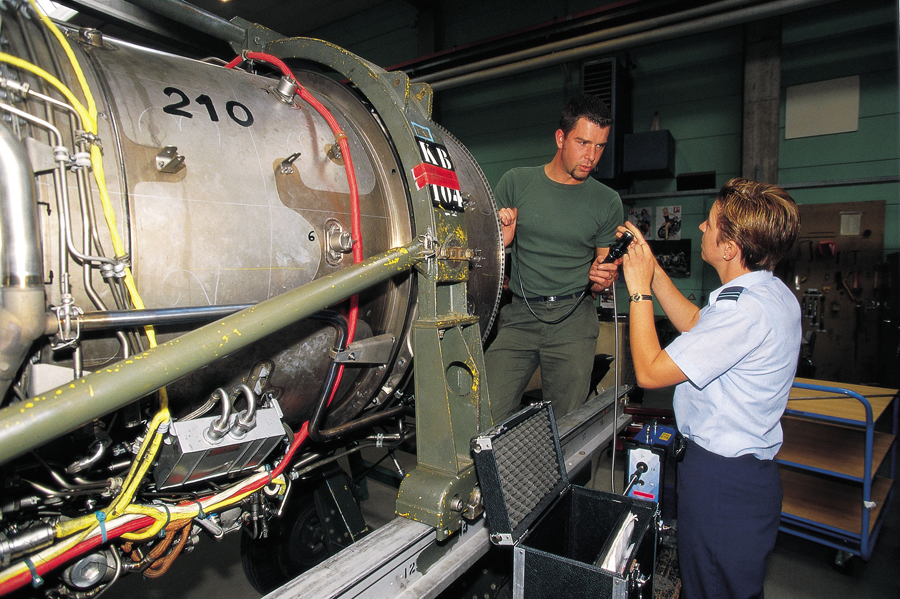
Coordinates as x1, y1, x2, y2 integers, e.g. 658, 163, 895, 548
0, 463, 288, 594
19, 2, 162, 354
0, 102, 114, 269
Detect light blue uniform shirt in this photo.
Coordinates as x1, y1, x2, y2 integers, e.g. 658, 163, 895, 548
666, 271, 801, 459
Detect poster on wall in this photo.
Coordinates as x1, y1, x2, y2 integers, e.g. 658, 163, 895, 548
649, 239, 691, 278
656, 205, 682, 240
627, 206, 653, 240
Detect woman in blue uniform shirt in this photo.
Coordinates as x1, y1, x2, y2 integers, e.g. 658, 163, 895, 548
596, 178, 801, 599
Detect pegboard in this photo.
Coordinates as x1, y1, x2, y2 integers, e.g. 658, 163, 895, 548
780, 200, 886, 385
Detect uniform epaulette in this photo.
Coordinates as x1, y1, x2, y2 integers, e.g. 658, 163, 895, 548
718, 286, 745, 302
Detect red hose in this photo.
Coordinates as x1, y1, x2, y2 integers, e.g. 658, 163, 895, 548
226, 52, 363, 342
0, 516, 152, 595
225, 52, 361, 476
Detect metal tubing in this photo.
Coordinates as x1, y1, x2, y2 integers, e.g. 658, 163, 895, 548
125, 0, 247, 44
0, 122, 46, 400
415, 0, 767, 85
427, 0, 836, 92
0, 241, 425, 465
43, 303, 256, 335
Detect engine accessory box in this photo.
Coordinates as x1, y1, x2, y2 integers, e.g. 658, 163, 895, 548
472, 402, 658, 599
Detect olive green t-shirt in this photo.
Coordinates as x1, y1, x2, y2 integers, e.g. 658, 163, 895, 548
496, 166, 623, 297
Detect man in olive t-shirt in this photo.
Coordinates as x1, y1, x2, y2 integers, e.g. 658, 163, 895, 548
486, 95, 624, 422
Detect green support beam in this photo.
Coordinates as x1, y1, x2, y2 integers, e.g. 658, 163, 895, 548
0, 242, 425, 465
256, 34, 495, 539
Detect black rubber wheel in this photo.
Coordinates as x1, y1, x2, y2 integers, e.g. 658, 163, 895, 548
241, 493, 332, 593
830, 550, 855, 576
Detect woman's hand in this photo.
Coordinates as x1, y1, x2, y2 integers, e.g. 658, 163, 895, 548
620, 221, 656, 295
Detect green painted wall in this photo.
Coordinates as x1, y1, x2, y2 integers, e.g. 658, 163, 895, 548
779, 1, 899, 251
307, 0, 899, 311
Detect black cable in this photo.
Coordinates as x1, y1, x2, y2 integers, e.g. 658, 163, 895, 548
513, 242, 590, 325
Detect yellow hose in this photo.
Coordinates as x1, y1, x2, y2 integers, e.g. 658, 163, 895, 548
23, 1, 160, 349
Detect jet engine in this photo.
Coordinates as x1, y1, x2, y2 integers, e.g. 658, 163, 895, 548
0, 1, 501, 595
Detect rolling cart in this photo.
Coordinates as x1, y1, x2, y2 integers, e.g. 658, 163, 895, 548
776, 378, 898, 565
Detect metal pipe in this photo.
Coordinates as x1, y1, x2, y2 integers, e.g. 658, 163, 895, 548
415, 0, 768, 85
230, 384, 257, 435
426, 0, 837, 92
125, 0, 247, 45
205, 388, 232, 441
43, 303, 256, 335
0, 241, 425, 465
621, 175, 900, 202
0, 122, 47, 401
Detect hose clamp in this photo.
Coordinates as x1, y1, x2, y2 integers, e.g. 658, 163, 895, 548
52, 295, 83, 349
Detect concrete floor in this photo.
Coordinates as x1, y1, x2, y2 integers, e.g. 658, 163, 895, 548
104, 390, 899, 599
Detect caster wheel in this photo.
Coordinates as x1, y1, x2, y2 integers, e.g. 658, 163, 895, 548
830, 550, 855, 575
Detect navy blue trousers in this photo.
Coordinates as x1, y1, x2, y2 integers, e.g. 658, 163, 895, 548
677, 440, 782, 599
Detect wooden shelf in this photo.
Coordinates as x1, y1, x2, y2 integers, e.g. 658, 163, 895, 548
788, 378, 898, 424
777, 416, 896, 480
781, 468, 892, 535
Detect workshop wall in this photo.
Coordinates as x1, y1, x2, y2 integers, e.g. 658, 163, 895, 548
305, 0, 899, 383
779, 1, 899, 251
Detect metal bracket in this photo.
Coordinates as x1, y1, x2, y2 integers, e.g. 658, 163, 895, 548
156, 146, 185, 173
52, 295, 83, 350
325, 219, 353, 266
279, 152, 302, 174
436, 246, 475, 262
334, 333, 396, 365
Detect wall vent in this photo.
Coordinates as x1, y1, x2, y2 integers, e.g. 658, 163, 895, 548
582, 58, 629, 182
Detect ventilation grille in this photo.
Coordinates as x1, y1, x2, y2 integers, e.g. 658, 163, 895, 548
582, 58, 615, 107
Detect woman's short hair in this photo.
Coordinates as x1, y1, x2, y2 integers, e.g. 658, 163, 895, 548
714, 178, 801, 271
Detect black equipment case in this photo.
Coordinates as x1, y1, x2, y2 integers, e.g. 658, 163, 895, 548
472, 402, 658, 599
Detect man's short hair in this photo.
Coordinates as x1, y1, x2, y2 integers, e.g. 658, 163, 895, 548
714, 178, 801, 272
559, 95, 613, 135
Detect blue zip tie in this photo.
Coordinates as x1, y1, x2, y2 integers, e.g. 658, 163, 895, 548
24, 557, 43, 588
194, 500, 205, 519
94, 511, 107, 543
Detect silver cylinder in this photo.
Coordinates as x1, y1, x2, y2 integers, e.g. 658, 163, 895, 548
0, 123, 47, 399
0, 13, 501, 427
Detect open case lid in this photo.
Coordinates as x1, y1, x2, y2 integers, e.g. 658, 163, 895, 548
471, 402, 569, 545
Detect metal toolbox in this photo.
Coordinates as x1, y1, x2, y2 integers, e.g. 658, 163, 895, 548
472, 402, 658, 599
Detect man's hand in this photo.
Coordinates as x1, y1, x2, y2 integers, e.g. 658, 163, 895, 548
589, 257, 620, 293
499, 207, 517, 247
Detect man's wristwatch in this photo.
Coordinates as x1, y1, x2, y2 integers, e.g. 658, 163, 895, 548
629, 293, 652, 303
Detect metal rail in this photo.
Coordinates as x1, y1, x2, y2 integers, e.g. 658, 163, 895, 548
265, 387, 631, 599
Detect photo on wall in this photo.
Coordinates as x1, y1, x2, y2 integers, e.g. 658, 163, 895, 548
656, 205, 682, 240
627, 206, 653, 240
649, 239, 691, 278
